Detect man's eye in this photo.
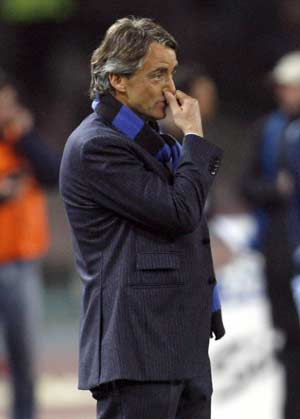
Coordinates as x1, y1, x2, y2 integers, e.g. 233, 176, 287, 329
151, 73, 163, 80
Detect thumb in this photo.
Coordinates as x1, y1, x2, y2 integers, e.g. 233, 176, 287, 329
164, 90, 180, 114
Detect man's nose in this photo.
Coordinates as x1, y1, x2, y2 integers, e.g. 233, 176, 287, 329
164, 76, 176, 95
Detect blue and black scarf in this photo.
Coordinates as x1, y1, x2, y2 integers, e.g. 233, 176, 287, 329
93, 93, 224, 339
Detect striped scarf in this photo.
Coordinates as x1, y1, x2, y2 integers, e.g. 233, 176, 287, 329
92, 94, 182, 171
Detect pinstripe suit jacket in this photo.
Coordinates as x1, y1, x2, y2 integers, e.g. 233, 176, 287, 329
59, 106, 223, 390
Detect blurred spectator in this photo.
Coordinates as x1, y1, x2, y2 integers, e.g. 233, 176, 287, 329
0, 68, 60, 419
241, 51, 300, 419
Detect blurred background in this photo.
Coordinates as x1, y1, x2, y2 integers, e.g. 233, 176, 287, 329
0, 1, 300, 418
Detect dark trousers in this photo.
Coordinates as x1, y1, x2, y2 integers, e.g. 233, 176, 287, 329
264, 235, 300, 419
92, 378, 212, 419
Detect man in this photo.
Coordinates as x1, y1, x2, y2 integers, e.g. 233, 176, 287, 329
60, 17, 224, 419
241, 51, 300, 419
0, 69, 60, 419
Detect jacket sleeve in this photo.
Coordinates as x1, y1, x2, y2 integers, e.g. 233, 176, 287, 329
81, 134, 223, 237
16, 130, 61, 188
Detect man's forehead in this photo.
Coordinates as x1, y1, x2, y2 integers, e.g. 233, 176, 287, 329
142, 42, 178, 69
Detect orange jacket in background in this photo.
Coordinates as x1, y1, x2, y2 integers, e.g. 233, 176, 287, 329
0, 134, 49, 263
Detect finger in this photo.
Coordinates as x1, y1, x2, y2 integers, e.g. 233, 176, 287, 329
163, 90, 180, 113
175, 90, 190, 105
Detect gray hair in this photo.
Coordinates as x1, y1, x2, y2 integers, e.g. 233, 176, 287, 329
90, 17, 177, 99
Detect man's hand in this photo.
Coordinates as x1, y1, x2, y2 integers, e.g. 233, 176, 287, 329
1, 106, 34, 143
0, 85, 33, 139
12, 106, 34, 134
277, 170, 294, 197
0, 174, 23, 203
163, 89, 203, 137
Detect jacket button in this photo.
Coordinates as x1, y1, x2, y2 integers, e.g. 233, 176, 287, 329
208, 276, 216, 285
209, 160, 219, 175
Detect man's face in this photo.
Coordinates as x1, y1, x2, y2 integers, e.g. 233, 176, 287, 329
275, 83, 300, 117
116, 42, 178, 120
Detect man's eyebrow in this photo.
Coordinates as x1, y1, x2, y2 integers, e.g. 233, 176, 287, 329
149, 67, 168, 74
149, 64, 178, 74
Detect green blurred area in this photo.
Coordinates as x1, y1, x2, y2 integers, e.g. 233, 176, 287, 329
0, 0, 75, 22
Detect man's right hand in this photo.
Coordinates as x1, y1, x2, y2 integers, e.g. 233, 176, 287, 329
0, 85, 33, 139
1, 107, 33, 144
163, 89, 204, 137
0, 173, 23, 203
277, 170, 294, 197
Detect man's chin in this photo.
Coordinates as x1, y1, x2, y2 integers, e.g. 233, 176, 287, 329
152, 108, 167, 120
139, 107, 167, 121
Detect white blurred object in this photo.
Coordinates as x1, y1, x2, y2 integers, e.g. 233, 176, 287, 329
210, 214, 257, 254
209, 213, 284, 419
271, 51, 300, 85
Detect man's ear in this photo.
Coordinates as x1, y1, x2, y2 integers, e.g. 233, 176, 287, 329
109, 74, 127, 94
